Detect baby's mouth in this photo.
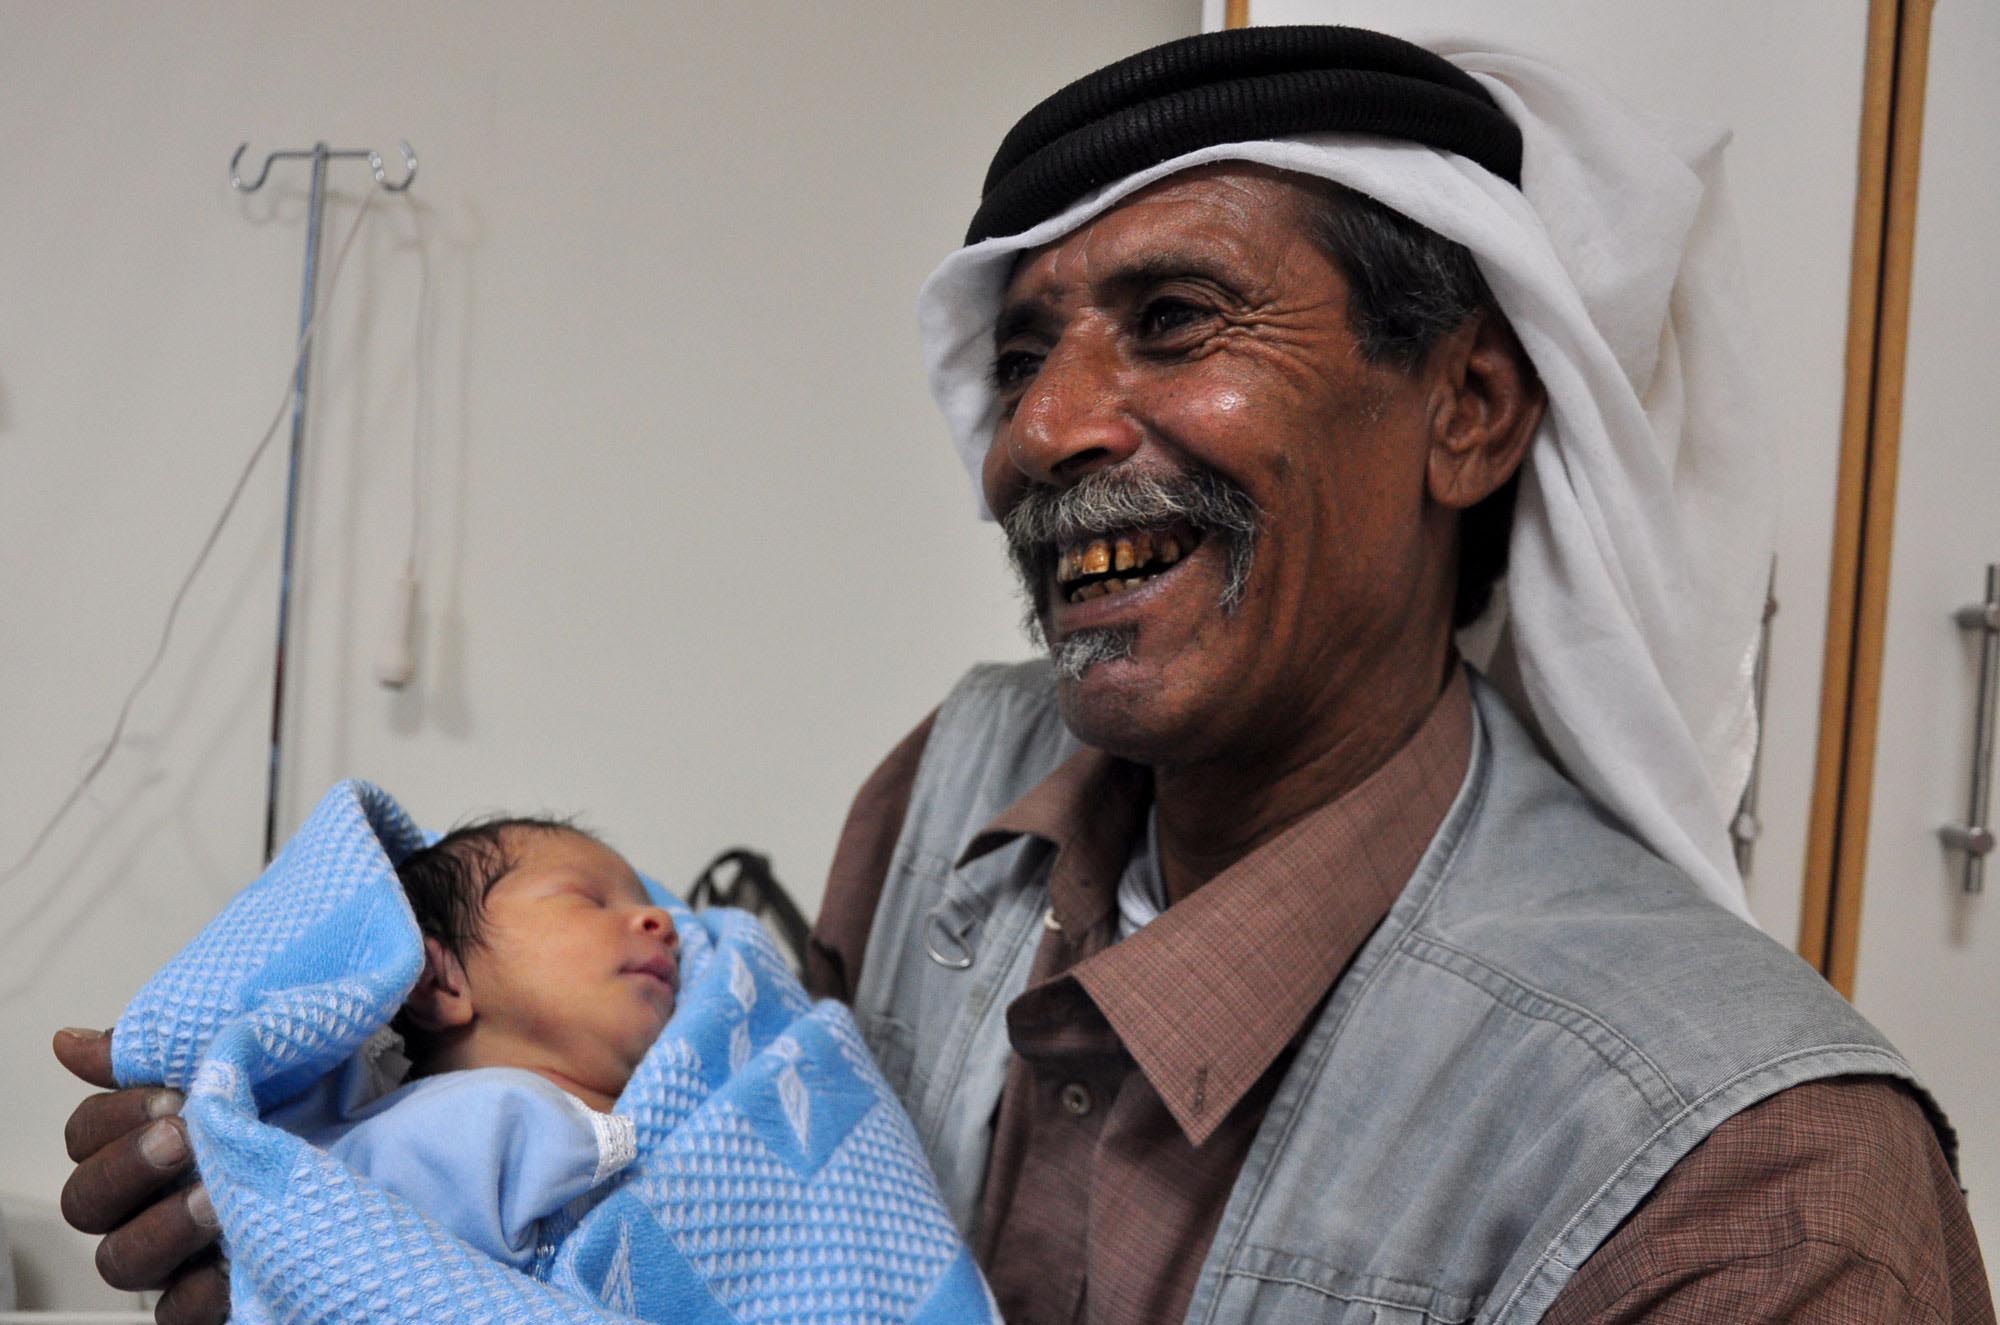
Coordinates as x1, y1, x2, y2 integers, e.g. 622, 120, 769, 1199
1053, 523, 1202, 604
623, 955, 678, 994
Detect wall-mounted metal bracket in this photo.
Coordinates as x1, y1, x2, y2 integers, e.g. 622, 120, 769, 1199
1940, 564, 2000, 893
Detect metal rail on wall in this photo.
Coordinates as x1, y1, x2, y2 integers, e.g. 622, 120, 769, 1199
228, 140, 417, 861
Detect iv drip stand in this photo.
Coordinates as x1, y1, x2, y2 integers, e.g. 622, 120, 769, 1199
230, 140, 416, 861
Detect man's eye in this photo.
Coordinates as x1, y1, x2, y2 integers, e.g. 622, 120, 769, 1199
1139, 297, 1208, 338
989, 349, 1043, 392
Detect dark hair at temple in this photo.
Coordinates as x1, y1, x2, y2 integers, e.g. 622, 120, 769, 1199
1296, 177, 1525, 628
396, 814, 589, 964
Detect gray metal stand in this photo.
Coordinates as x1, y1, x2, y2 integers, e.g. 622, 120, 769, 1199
228, 140, 416, 860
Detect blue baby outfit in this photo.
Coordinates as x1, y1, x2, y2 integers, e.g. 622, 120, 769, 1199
296, 1067, 638, 1270
114, 780, 998, 1325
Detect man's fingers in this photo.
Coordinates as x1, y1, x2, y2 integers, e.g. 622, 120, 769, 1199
62, 1112, 195, 1233
92, 1182, 221, 1292
64, 1085, 186, 1163
54, 1027, 214, 1301
53, 1026, 118, 1089
153, 1252, 230, 1325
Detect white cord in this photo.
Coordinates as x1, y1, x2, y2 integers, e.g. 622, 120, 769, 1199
403, 191, 429, 580
0, 190, 379, 896
375, 190, 430, 689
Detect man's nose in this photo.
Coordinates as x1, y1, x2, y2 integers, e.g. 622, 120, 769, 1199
1003, 329, 1144, 488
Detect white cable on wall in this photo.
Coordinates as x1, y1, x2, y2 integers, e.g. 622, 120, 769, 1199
0, 191, 379, 910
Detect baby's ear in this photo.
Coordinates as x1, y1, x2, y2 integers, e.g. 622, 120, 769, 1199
403, 936, 475, 1031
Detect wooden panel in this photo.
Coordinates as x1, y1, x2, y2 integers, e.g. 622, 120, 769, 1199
1802, 0, 1936, 993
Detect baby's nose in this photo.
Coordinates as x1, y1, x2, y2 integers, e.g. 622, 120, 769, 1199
638, 907, 678, 946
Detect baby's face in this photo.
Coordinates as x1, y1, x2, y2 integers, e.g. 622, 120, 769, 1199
460, 828, 679, 1105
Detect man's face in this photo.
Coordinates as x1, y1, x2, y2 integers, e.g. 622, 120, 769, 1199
985, 165, 1459, 769
462, 828, 680, 1102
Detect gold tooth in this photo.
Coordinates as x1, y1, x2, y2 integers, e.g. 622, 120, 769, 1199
1114, 537, 1135, 572
1084, 539, 1111, 575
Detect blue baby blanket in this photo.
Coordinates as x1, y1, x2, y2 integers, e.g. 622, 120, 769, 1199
114, 780, 996, 1325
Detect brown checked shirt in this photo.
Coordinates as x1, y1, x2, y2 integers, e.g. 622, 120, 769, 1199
807, 674, 1993, 1325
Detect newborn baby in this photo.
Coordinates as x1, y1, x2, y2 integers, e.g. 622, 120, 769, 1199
300, 817, 679, 1267
114, 780, 999, 1323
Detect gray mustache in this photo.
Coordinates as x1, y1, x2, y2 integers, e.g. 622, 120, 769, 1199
1000, 467, 1260, 549
1002, 468, 1262, 625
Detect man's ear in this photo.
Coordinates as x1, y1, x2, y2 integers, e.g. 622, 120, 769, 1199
1424, 312, 1545, 510
403, 936, 475, 1032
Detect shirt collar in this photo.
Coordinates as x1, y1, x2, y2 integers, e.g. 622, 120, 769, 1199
966, 668, 1475, 1146
957, 743, 1152, 941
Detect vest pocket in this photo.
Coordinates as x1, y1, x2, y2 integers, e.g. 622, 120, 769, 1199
1366, 1308, 1442, 1325
1211, 1268, 1473, 1325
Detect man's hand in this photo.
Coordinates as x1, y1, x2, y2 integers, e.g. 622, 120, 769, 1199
53, 1028, 230, 1325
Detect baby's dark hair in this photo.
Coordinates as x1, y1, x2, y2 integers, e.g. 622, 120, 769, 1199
396, 814, 592, 964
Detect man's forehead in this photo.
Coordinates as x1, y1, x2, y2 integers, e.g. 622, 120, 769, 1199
999, 165, 1321, 304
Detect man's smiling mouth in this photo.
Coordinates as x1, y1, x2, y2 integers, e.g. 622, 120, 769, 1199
1002, 466, 1260, 628
1054, 524, 1202, 603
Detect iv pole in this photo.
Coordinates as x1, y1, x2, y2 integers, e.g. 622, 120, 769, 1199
228, 140, 417, 861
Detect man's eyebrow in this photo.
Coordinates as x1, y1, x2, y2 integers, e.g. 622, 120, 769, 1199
994, 299, 1055, 348
1101, 252, 1243, 296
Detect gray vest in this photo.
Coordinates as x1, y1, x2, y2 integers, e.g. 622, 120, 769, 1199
852, 661, 1940, 1324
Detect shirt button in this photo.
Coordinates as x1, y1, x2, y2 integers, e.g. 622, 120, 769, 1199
1060, 1082, 1093, 1117
1043, 907, 1062, 932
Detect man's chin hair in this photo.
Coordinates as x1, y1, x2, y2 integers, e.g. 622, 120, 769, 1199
1045, 627, 1138, 682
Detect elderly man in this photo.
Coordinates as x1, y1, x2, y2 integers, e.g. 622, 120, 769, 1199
56, 25, 1990, 1325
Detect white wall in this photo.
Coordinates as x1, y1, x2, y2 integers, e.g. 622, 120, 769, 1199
0, 2, 1197, 1305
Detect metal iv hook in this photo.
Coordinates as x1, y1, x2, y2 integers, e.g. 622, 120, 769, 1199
369, 140, 419, 192
229, 140, 418, 193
